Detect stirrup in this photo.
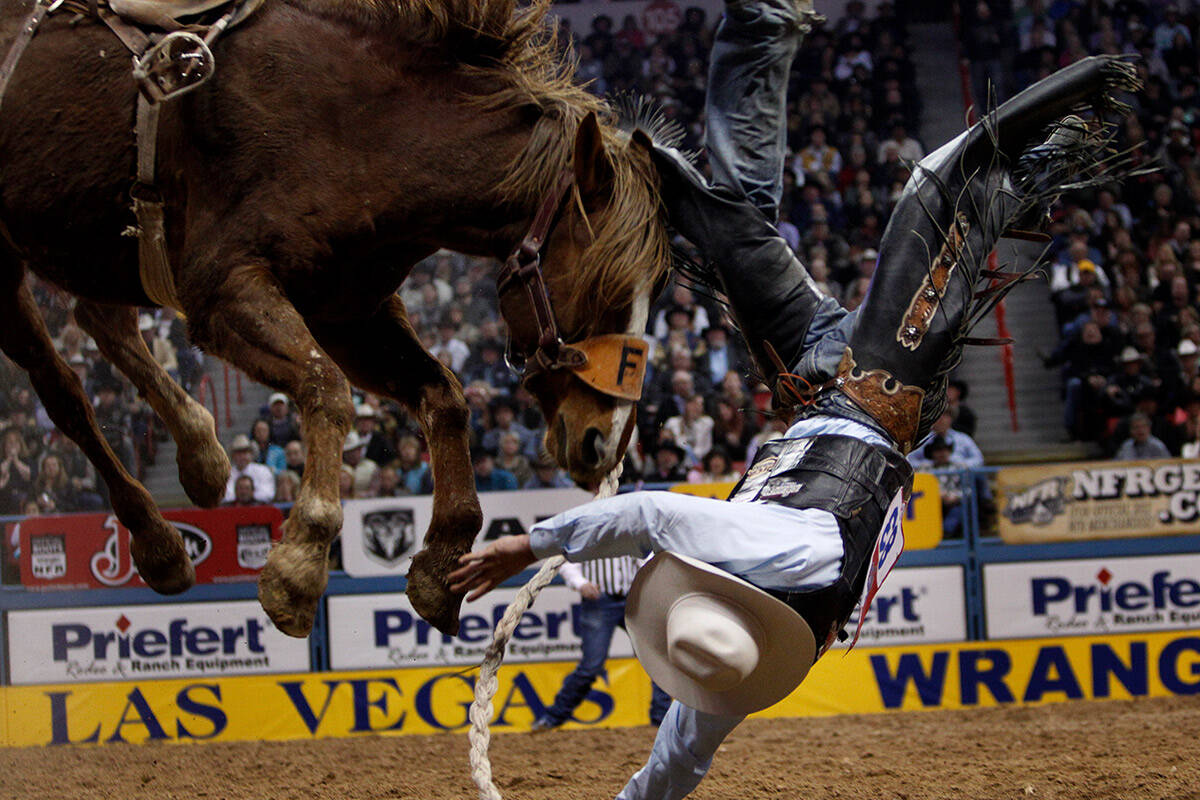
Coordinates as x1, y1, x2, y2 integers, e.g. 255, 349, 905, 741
132, 30, 215, 103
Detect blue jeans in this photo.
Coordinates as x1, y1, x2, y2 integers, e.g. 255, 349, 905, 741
543, 594, 671, 726
705, 0, 855, 385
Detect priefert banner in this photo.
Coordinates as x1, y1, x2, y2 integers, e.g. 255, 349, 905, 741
6, 600, 311, 685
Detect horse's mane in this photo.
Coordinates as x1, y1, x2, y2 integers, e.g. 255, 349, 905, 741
291, 0, 670, 328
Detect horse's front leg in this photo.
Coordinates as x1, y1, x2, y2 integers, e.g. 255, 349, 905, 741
310, 294, 481, 636
0, 261, 193, 593
186, 265, 354, 638
75, 301, 230, 508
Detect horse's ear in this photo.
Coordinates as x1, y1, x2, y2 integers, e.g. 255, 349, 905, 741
574, 112, 614, 198
630, 128, 654, 153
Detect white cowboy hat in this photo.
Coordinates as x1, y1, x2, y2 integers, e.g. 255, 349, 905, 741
229, 434, 255, 453
625, 551, 816, 716
343, 431, 365, 452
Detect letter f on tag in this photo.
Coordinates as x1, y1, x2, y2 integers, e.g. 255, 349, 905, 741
617, 343, 644, 388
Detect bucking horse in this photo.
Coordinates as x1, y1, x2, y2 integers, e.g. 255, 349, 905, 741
0, 0, 673, 636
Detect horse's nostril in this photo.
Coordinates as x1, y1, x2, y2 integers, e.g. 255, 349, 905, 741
581, 427, 605, 467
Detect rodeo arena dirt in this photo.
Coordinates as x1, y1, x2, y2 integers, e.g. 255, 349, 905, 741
4, 0, 1200, 798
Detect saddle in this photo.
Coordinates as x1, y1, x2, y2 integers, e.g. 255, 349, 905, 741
109, 0, 238, 29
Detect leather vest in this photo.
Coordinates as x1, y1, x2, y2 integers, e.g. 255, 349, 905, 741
728, 433, 913, 654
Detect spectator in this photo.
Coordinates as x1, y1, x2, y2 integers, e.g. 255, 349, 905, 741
369, 464, 405, 498
250, 418, 286, 473
662, 394, 714, 465
342, 431, 379, 496
481, 396, 534, 456
495, 431, 533, 488
263, 392, 300, 446
395, 434, 430, 495
430, 316, 470, 374
282, 439, 306, 479
225, 474, 259, 507
946, 379, 977, 438
31, 453, 74, 514
223, 434, 275, 504
525, 451, 574, 489
645, 441, 687, 483
355, 403, 396, 466
697, 323, 748, 390
1114, 412, 1172, 460
688, 446, 741, 484
93, 378, 133, 472
472, 446, 518, 492
910, 409, 984, 470
0, 427, 34, 514
922, 436, 966, 539
275, 469, 301, 503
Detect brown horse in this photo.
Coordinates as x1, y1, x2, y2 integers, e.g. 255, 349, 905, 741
0, 0, 671, 636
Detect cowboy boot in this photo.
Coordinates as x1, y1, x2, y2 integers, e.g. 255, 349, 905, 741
648, 144, 847, 390
827, 55, 1142, 454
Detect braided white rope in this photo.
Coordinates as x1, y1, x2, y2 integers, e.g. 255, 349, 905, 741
467, 466, 623, 800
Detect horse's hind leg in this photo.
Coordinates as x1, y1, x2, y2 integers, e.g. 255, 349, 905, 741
186, 266, 354, 638
309, 294, 481, 636
0, 267, 193, 593
75, 301, 230, 508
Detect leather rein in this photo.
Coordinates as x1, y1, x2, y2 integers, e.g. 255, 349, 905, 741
496, 168, 647, 403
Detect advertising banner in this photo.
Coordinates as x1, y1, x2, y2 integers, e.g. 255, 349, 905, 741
326, 586, 633, 670
670, 472, 944, 550
5, 630, 1198, 746
996, 458, 1200, 543
14, 506, 283, 590
339, 488, 592, 578
837, 565, 967, 647
983, 554, 1200, 639
5, 600, 310, 685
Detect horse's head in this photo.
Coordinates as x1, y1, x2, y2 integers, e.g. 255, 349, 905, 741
498, 111, 670, 486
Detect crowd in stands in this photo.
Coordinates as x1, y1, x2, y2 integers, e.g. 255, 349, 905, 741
958, 0, 1200, 458
0, 283, 198, 516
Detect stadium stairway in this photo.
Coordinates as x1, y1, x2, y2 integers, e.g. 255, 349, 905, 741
139, 357, 271, 508
909, 22, 1086, 464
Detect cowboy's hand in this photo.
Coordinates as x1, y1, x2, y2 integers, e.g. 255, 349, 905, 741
449, 534, 537, 602
579, 582, 601, 601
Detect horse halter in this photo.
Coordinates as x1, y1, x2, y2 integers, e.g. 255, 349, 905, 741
496, 169, 647, 403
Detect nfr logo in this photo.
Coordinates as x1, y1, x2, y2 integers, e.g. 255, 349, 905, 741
1031, 569, 1200, 615
616, 342, 645, 389
1003, 477, 1067, 526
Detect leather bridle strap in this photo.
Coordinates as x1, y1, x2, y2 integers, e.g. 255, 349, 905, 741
496, 168, 584, 373
0, 0, 63, 114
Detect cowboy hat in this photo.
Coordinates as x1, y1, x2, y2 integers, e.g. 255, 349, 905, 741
625, 552, 816, 716
229, 434, 255, 453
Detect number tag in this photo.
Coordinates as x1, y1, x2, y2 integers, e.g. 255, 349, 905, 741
847, 489, 906, 650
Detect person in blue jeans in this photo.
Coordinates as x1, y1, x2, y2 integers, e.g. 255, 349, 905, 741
534, 556, 671, 730
453, 0, 1139, 795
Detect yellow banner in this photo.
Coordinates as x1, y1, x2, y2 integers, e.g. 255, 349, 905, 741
6, 631, 1197, 747
671, 473, 943, 550
996, 458, 1200, 543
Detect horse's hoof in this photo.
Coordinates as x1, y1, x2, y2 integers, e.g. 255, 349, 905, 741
131, 532, 196, 595
257, 541, 329, 638
406, 546, 465, 636
177, 447, 232, 508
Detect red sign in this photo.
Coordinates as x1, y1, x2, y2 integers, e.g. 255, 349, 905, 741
641, 0, 682, 36
15, 506, 283, 590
